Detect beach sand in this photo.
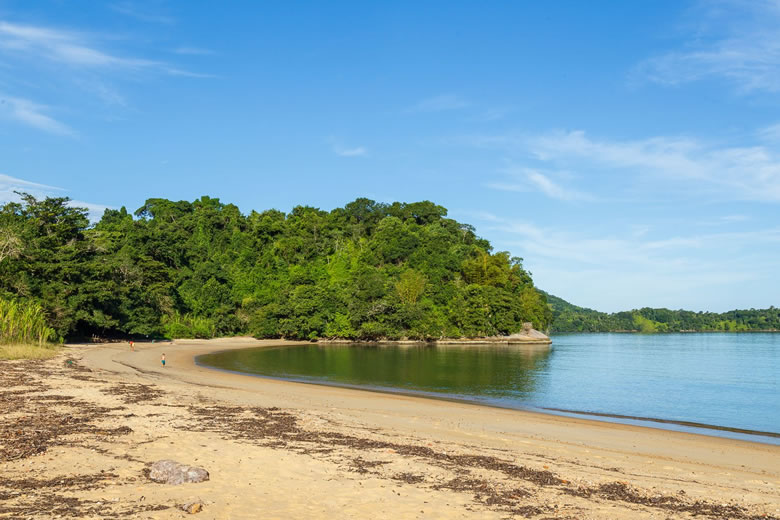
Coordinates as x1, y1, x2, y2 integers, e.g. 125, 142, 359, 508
1, 338, 778, 519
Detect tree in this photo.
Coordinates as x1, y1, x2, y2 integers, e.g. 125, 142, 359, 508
0, 194, 556, 340
395, 269, 427, 305
0, 227, 21, 264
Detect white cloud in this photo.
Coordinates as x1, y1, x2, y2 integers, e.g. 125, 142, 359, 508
162, 67, 216, 79
0, 94, 75, 136
0, 20, 212, 75
408, 94, 469, 113
0, 21, 158, 69
721, 214, 750, 222
528, 130, 780, 201
109, 2, 175, 24
173, 46, 216, 56
525, 170, 585, 201
0, 173, 64, 199
0, 19, 211, 134
473, 107, 513, 122
70, 200, 114, 219
465, 129, 780, 202
758, 122, 780, 143
469, 212, 780, 312
488, 167, 592, 201
80, 81, 127, 107
635, 0, 780, 93
333, 145, 367, 157
0, 173, 110, 221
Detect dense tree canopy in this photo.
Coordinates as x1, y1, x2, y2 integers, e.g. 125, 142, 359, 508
0, 194, 551, 341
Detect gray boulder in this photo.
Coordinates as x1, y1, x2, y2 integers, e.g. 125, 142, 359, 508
148, 460, 209, 485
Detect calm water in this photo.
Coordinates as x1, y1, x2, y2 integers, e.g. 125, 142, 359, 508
196, 333, 780, 444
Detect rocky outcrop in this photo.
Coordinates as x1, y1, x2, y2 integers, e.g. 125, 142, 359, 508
506, 323, 551, 343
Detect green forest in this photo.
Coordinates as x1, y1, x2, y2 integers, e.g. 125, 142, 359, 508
2, 193, 777, 344
546, 293, 780, 333
0, 194, 551, 342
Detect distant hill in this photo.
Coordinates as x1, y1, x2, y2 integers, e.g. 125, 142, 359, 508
544, 292, 780, 333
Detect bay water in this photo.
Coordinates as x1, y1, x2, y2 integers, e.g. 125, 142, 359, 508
196, 333, 780, 444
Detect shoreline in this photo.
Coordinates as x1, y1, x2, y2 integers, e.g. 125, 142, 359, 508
318, 338, 553, 345
550, 329, 780, 334
194, 338, 778, 445
194, 349, 780, 446
115, 338, 780, 456
2, 337, 778, 519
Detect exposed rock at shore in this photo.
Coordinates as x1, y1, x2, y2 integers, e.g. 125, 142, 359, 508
506, 323, 551, 342
149, 460, 209, 485
438, 324, 552, 345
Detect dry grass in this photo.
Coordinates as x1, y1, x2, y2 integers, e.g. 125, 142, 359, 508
0, 343, 60, 360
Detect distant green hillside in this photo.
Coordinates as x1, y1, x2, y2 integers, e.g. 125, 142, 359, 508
545, 292, 780, 333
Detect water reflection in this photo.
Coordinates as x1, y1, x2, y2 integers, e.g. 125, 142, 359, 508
200, 343, 552, 398
196, 334, 780, 443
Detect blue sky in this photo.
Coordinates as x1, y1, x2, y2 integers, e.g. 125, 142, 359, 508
1, 0, 779, 312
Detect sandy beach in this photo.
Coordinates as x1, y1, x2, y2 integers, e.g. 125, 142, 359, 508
1, 338, 778, 519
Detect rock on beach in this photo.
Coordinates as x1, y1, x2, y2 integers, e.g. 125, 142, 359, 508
148, 460, 209, 485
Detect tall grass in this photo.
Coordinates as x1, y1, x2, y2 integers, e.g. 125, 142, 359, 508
0, 298, 56, 346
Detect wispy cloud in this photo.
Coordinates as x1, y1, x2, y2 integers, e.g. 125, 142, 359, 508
529, 130, 780, 201
694, 214, 751, 227
634, 0, 780, 93
476, 212, 780, 268
172, 46, 215, 56
162, 67, 216, 79
0, 173, 64, 199
464, 129, 780, 202
0, 21, 157, 69
0, 19, 212, 134
0, 20, 210, 76
333, 145, 367, 157
524, 170, 584, 201
69, 200, 114, 219
408, 94, 469, 113
109, 2, 175, 24
0, 94, 75, 136
758, 122, 780, 143
469, 211, 780, 311
487, 167, 592, 201
79, 80, 127, 107
722, 214, 749, 222
471, 106, 514, 122
0, 173, 110, 220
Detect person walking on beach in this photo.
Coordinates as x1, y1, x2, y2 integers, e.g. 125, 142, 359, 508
161, 353, 166, 367
129, 340, 135, 352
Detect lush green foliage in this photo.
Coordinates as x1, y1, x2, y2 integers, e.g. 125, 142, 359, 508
546, 293, 780, 333
0, 195, 551, 341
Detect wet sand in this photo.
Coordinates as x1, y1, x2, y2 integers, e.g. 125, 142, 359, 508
1, 337, 778, 519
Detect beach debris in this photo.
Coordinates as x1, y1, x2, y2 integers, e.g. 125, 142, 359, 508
101, 382, 164, 404
148, 460, 209, 485
181, 501, 204, 514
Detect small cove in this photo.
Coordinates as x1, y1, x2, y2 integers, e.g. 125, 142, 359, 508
196, 333, 780, 444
